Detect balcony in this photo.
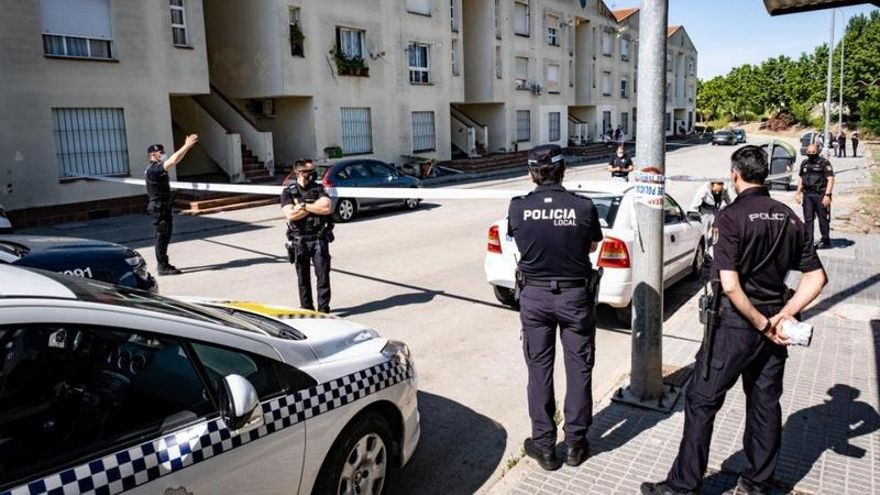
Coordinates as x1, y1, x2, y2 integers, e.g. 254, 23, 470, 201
331, 49, 370, 77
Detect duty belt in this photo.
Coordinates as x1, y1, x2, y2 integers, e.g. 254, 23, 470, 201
522, 278, 586, 289
720, 296, 785, 311
291, 233, 322, 242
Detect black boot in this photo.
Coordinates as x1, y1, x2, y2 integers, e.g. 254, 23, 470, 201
523, 438, 561, 471
564, 442, 589, 467
640, 481, 697, 495
157, 263, 182, 276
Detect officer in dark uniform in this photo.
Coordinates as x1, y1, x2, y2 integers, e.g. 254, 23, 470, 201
796, 143, 835, 249
144, 134, 198, 276
508, 144, 604, 471
607, 146, 634, 181
281, 159, 334, 313
642, 146, 828, 495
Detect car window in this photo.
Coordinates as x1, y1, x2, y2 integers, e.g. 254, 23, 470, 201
664, 195, 684, 224
344, 163, 370, 179
0, 324, 214, 485
366, 162, 395, 179
190, 342, 300, 400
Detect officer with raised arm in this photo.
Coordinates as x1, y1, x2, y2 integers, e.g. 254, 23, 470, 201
642, 146, 828, 495
508, 144, 604, 471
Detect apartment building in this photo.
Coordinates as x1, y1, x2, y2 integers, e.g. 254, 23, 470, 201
0, 0, 697, 223
1, 0, 211, 225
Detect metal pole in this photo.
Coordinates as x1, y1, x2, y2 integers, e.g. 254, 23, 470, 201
824, 9, 835, 155
838, 12, 845, 132
614, 0, 673, 411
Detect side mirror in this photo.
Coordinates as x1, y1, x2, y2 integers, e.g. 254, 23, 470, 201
686, 211, 702, 223
219, 374, 263, 432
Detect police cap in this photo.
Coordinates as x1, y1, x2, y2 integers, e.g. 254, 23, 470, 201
528, 144, 564, 169
147, 144, 165, 154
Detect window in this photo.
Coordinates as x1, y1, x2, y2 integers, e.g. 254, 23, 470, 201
665, 112, 672, 132
495, 0, 502, 38
621, 112, 629, 135
170, 0, 188, 46
41, 0, 113, 59
190, 342, 289, 400
620, 38, 630, 61
340, 107, 372, 155
451, 39, 459, 75
515, 56, 529, 89
514, 1, 530, 36
407, 0, 431, 15
666, 51, 673, 71
366, 161, 398, 179
664, 195, 684, 224
548, 112, 561, 142
620, 76, 629, 99
688, 57, 695, 75
688, 84, 694, 102
0, 324, 214, 484
516, 110, 530, 142
408, 43, 430, 84
496, 46, 502, 79
52, 108, 129, 178
411, 111, 436, 152
289, 7, 304, 57
601, 31, 612, 56
601, 71, 611, 96
545, 63, 560, 94
666, 82, 672, 104
569, 60, 574, 87
450, 0, 458, 31
337, 27, 364, 59
602, 111, 612, 133
546, 13, 560, 46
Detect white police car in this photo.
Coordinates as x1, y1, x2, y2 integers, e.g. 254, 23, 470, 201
0, 266, 419, 495
484, 181, 704, 323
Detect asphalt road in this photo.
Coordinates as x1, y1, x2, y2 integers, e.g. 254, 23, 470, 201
24, 139, 781, 494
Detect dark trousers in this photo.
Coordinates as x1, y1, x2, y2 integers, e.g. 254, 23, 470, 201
519, 286, 596, 451
294, 238, 331, 312
150, 206, 173, 265
803, 193, 831, 245
852, 140, 858, 157
666, 310, 788, 492
837, 141, 846, 157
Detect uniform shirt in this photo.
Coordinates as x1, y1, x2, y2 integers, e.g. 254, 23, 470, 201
507, 183, 604, 280
280, 181, 330, 236
712, 187, 823, 304
689, 183, 731, 211
608, 155, 633, 179
798, 156, 834, 194
145, 160, 171, 206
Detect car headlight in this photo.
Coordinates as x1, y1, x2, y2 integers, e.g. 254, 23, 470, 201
381, 340, 413, 371
125, 253, 149, 279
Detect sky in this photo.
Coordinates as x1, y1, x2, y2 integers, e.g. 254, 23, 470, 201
606, 1, 879, 80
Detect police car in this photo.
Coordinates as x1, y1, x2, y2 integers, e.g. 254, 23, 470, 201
0, 266, 419, 495
485, 181, 704, 323
0, 234, 157, 292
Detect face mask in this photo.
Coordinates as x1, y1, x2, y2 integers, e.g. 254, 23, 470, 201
301, 170, 317, 183
806, 154, 818, 161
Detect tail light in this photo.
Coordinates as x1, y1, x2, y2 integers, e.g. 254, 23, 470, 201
321, 167, 335, 187
487, 225, 502, 254
598, 237, 630, 268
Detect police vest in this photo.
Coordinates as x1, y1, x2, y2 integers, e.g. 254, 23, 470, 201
800, 159, 830, 193
286, 183, 330, 237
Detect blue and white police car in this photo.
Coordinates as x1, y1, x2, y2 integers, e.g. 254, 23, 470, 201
0, 265, 419, 495
0, 234, 156, 292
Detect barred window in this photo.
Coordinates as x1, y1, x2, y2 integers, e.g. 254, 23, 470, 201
548, 112, 561, 142
516, 110, 530, 142
340, 107, 372, 155
411, 111, 436, 152
52, 108, 129, 178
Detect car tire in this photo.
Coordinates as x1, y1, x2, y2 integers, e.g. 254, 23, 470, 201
615, 304, 632, 328
313, 411, 394, 495
493, 285, 519, 310
334, 198, 357, 223
403, 198, 421, 210
688, 242, 705, 281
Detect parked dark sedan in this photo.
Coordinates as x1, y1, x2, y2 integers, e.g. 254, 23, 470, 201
0, 235, 157, 291
320, 159, 422, 222
712, 130, 737, 146
732, 129, 746, 143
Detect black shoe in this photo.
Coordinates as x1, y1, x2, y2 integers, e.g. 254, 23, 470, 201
318, 307, 330, 314
523, 438, 561, 471
817, 240, 832, 250
737, 478, 770, 495
157, 264, 182, 276
640, 481, 696, 495
564, 442, 588, 467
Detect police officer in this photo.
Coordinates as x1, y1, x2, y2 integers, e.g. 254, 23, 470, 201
796, 143, 835, 249
508, 144, 604, 471
607, 146, 634, 182
641, 146, 828, 495
281, 159, 334, 313
144, 134, 198, 276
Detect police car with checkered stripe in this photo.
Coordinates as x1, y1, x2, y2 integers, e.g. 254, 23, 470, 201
0, 265, 419, 495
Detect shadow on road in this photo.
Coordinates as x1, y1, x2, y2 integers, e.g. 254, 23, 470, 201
386, 391, 507, 495
343, 202, 441, 223
334, 291, 437, 318
703, 383, 880, 494
801, 272, 880, 320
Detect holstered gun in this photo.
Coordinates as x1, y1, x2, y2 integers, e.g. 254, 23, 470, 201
587, 268, 604, 304
514, 270, 524, 301
700, 278, 722, 380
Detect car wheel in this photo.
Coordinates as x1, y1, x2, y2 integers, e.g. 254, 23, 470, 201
313, 411, 393, 495
688, 242, 705, 281
615, 304, 632, 328
334, 198, 357, 223
403, 198, 421, 210
493, 285, 519, 310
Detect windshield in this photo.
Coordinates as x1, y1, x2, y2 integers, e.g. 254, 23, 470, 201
574, 194, 622, 229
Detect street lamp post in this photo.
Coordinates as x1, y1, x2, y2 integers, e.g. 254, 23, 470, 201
838, 11, 846, 133
823, 10, 835, 154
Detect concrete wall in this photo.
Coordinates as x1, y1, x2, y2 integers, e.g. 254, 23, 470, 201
261, 97, 316, 168
0, 0, 210, 212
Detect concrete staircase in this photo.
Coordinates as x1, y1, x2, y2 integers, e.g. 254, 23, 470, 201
241, 145, 274, 183
442, 151, 529, 174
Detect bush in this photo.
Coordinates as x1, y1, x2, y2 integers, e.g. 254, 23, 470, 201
861, 98, 880, 135
739, 111, 759, 122
707, 116, 730, 129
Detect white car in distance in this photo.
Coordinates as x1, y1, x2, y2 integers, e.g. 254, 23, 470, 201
0, 265, 418, 495
484, 181, 705, 324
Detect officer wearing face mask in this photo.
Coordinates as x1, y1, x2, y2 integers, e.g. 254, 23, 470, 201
796, 143, 835, 249
607, 146, 634, 182
281, 159, 334, 313
145, 134, 199, 276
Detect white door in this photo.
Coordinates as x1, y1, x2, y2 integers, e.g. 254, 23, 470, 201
663, 195, 690, 280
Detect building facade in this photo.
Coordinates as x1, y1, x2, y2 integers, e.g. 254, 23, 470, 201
0, 0, 697, 223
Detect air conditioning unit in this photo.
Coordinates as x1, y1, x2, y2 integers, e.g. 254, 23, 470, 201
515, 79, 529, 90
530, 83, 542, 95
261, 99, 276, 118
